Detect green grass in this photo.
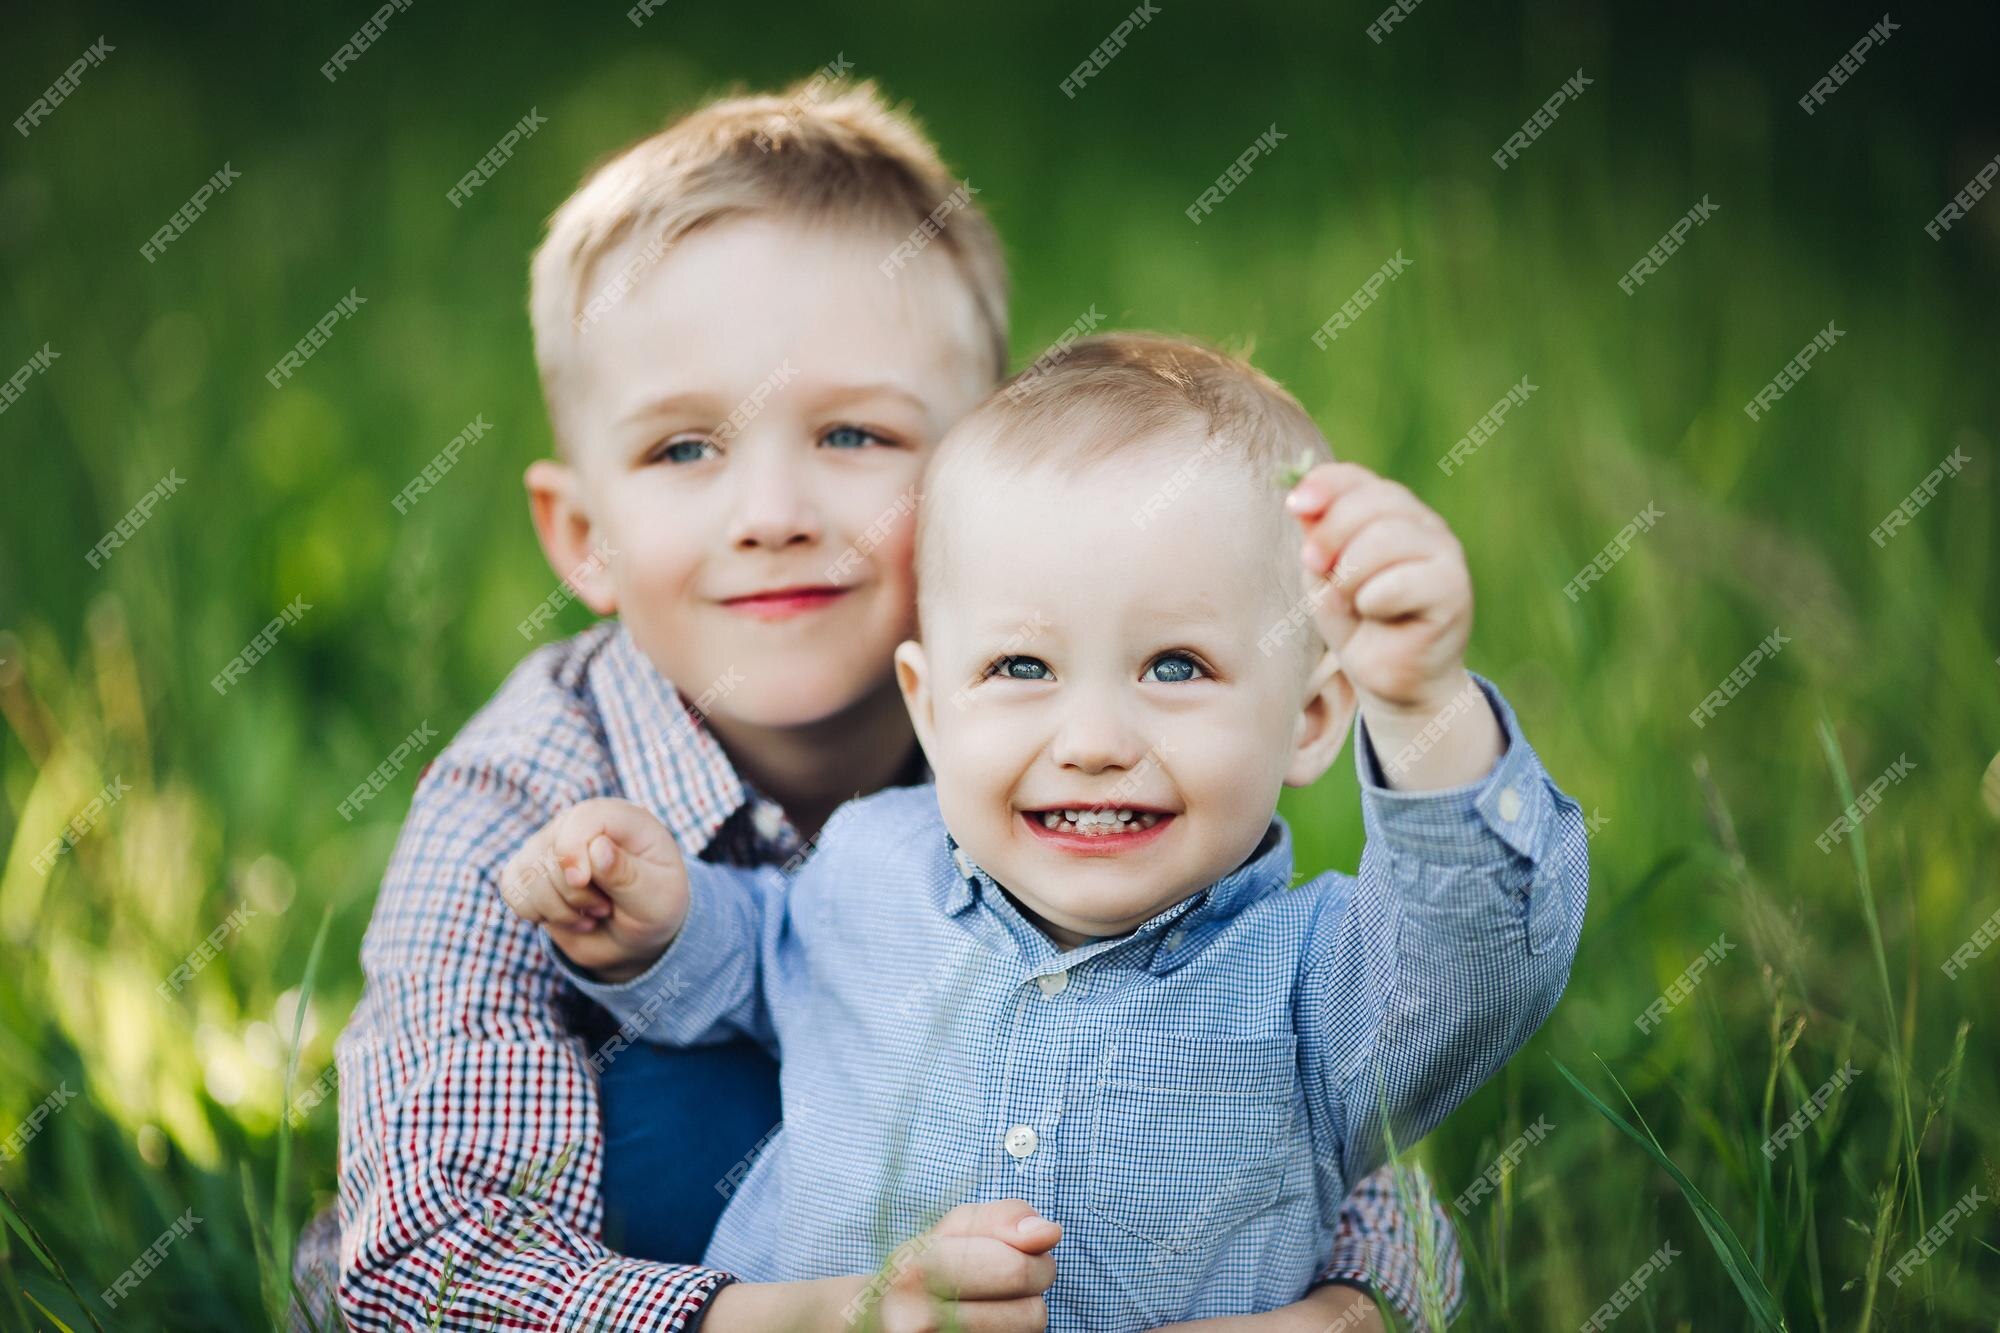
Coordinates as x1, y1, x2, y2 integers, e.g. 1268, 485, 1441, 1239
2, 2, 1997, 1328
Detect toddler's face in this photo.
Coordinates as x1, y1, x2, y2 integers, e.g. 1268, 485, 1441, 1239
897, 440, 1349, 948
548, 216, 993, 729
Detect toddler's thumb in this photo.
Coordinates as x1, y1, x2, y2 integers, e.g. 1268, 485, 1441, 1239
588, 833, 639, 892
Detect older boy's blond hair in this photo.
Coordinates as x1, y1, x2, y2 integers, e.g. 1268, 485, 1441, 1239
918, 332, 1334, 664
529, 78, 1008, 450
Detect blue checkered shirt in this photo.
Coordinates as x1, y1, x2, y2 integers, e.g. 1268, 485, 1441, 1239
572, 674, 1586, 1330
326, 625, 1471, 1330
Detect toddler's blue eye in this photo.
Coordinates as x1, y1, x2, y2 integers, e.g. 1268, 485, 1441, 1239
1144, 653, 1204, 683
822, 425, 888, 450
652, 437, 717, 465
991, 655, 1051, 680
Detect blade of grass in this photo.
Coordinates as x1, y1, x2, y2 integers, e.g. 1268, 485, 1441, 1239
1371, 1066, 1450, 1331
1552, 1056, 1788, 1331
0, 1184, 108, 1333
274, 904, 335, 1313
22, 1288, 80, 1333
1813, 717, 1923, 1245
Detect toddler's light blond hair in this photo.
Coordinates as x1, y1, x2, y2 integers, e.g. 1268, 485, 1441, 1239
529, 78, 1009, 451
917, 332, 1334, 668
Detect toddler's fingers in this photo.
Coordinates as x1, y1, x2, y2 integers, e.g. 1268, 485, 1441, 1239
553, 798, 680, 876
930, 1200, 1057, 1249
500, 851, 591, 929
496, 833, 551, 916
878, 1290, 1048, 1333
585, 831, 646, 895
1331, 516, 1438, 603
1350, 560, 1438, 622
550, 860, 613, 921
934, 1295, 1050, 1333
528, 825, 612, 920
1300, 481, 1431, 578
1283, 461, 1378, 523
918, 1237, 1056, 1300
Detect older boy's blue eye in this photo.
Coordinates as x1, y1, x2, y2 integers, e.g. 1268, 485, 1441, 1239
1144, 653, 1203, 683
991, 655, 1050, 680
822, 425, 887, 450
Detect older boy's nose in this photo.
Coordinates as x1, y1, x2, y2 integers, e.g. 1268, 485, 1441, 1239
728, 456, 822, 551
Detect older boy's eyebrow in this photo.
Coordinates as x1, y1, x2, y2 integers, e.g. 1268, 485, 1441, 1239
615, 389, 723, 427
803, 381, 931, 416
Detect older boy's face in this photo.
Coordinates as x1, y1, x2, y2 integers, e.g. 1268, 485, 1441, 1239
905, 444, 1334, 947
563, 216, 993, 729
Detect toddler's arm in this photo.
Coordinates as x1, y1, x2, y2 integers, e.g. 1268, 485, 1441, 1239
499, 796, 785, 1047
1297, 681, 1587, 1189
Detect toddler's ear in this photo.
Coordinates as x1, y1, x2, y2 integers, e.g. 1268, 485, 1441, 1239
893, 640, 939, 762
1284, 650, 1357, 787
525, 460, 618, 616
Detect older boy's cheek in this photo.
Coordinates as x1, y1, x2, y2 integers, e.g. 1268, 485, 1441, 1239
865, 510, 921, 624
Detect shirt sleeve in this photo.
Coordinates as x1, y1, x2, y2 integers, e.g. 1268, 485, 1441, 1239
1317, 1163, 1467, 1327
1297, 675, 1588, 1198
556, 858, 788, 1053
334, 756, 735, 1331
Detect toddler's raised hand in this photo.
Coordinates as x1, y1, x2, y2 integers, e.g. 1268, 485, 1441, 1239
1286, 461, 1501, 790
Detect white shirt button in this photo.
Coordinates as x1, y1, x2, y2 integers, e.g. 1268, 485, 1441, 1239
1004, 1125, 1039, 1158
752, 803, 785, 841
1163, 929, 1187, 951
1035, 971, 1069, 997
1497, 787, 1523, 822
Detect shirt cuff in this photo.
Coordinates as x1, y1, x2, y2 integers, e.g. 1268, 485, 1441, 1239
546, 861, 745, 1026
1354, 673, 1556, 868
556, 1256, 734, 1331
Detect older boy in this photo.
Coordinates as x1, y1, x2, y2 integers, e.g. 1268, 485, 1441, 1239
505, 335, 1588, 1329
327, 86, 1456, 1330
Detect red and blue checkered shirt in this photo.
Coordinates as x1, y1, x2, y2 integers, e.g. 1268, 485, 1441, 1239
326, 623, 1465, 1329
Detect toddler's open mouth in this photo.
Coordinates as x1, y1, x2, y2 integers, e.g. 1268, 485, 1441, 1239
1021, 805, 1175, 852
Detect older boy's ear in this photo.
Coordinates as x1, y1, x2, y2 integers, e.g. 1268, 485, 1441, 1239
893, 640, 939, 761
1285, 650, 1357, 788
525, 460, 617, 616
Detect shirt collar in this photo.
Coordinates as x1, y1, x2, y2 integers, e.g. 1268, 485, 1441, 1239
588, 621, 753, 857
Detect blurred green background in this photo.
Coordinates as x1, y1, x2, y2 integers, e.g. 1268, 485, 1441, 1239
2, 0, 1996, 1328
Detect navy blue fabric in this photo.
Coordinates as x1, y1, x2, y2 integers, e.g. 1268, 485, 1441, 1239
596, 1034, 782, 1262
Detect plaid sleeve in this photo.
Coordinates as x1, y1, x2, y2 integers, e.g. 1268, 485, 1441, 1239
334, 749, 733, 1331
1318, 1164, 1466, 1327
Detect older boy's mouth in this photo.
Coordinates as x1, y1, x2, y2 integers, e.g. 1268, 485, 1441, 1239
1021, 805, 1175, 852
720, 585, 851, 621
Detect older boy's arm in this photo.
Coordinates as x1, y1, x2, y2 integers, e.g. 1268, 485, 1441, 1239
1315, 1174, 1463, 1329
1155, 1171, 1456, 1329
1299, 678, 1588, 1192
335, 760, 744, 1331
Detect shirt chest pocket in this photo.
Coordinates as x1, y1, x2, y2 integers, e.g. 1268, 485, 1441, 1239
1085, 1029, 1299, 1252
